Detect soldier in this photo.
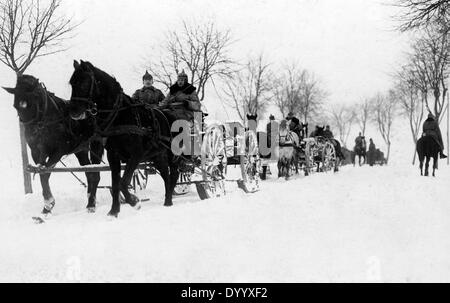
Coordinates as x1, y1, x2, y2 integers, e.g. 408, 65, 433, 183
368, 138, 376, 166
132, 71, 165, 108
159, 70, 201, 122
286, 112, 301, 138
423, 112, 447, 159
323, 125, 334, 139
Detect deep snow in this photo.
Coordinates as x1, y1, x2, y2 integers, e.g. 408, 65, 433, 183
0, 162, 449, 282
1, 95, 450, 282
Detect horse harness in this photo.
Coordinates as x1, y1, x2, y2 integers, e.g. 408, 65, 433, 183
20, 82, 65, 130
70, 72, 171, 144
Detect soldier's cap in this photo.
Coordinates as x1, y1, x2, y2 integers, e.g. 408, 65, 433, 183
269, 114, 275, 120
178, 70, 188, 80
143, 70, 153, 81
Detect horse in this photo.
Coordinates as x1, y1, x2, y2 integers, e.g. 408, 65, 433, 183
353, 140, 366, 166
246, 114, 274, 180
68, 60, 178, 218
3, 75, 104, 217
416, 135, 439, 177
278, 119, 299, 179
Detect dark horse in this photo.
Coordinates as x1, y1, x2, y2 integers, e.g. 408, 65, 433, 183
3, 75, 103, 216
417, 135, 439, 177
353, 141, 366, 166
68, 60, 178, 217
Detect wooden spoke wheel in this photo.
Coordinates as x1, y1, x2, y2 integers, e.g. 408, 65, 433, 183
173, 171, 192, 196
196, 125, 227, 200
238, 130, 261, 193
321, 141, 337, 173
304, 140, 317, 176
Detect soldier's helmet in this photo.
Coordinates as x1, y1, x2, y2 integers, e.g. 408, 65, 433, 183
178, 70, 188, 82
143, 70, 153, 81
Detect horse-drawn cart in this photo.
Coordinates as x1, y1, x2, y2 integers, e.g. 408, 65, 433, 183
26, 120, 261, 203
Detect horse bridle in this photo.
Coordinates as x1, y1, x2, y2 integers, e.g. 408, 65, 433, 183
70, 70, 135, 134
19, 81, 63, 128
70, 71, 100, 117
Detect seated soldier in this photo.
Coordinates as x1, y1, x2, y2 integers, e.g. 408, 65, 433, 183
132, 71, 165, 108
159, 70, 201, 123
323, 125, 334, 139
286, 112, 301, 138
423, 112, 447, 159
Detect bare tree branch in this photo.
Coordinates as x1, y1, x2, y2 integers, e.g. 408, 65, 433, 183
0, 0, 77, 75
142, 20, 236, 101
222, 52, 272, 122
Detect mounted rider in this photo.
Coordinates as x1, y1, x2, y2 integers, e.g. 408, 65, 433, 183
355, 132, 366, 150
423, 112, 447, 159
132, 71, 165, 108
159, 70, 202, 123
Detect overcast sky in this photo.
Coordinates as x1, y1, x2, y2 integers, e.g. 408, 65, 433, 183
0, 0, 411, 122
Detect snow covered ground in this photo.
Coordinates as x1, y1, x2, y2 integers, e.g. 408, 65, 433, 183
1, 97, 449, 282
0, 160, 449, 282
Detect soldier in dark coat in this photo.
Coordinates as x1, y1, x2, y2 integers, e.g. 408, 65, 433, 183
323, 125, 334, 139
368, 138, 376, 166
159, 70, 201, 122
423, 112, 447, 158
286, 112, 301, 138
132, 71, 165, 108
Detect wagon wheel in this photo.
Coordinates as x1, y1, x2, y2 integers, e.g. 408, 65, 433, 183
237, 131, 261, 193
173, 171, 192, 196
304, 140, 316, 176
195, 125, 227, 200
321, 141, 337, 173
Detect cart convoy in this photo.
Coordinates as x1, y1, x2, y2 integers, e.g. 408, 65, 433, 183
5, 62, 355, 222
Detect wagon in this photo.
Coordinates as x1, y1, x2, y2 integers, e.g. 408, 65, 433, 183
301, 136, 338, 175
28, 119, 262, 203
165, 120, 262, 200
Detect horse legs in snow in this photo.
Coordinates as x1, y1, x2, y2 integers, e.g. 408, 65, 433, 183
119, 156, 142, 209
39, 173, 55, 215
425, 157, 430, 176
154, 160, 174, 207
433, 156, 437, 177
419, 159, 423, 176
75, 151, 100, 212
107, 151, 122, 217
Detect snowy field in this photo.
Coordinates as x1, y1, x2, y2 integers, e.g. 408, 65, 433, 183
0, 158, 449, 282
0, 100, 449, 282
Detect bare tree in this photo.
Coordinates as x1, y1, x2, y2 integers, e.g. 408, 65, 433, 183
223, 53, 271, 122
355, 99, 371, 136
372, 91, 399, 164
409, 24, 450, 120
395, 0, 450, 31
329, 104, 357, 148
272, 63, 326, 122
0, 0, 76, 194
0, 0, 77, 76
395, 65, 426, 164
272, 63, 303, 118
143, 20, 235, 101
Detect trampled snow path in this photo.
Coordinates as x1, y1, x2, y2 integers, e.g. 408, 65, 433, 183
0, 163, 449, 282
